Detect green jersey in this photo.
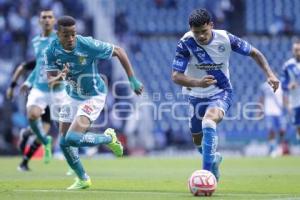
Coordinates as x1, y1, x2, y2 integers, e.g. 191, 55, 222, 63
45, 35, 114, 100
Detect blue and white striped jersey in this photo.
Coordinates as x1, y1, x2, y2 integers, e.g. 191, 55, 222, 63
172, 29, 252, 98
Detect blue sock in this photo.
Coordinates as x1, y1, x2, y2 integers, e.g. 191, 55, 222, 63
65, 131, 112, 147
59, 136, 89, 180
202, 119, 218, 171
29, 119, 48, 145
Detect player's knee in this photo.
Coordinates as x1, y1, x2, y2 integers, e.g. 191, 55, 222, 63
203, 109, 224, 123
202, 118, 217, 130
27, 108, 42, 120
192, 134, 203, 146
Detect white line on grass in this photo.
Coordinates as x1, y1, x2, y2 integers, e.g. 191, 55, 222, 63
13, 189, 300, 198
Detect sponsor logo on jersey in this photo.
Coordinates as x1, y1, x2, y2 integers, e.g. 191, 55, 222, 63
195, 63, 223, 70
82, 104, 93, 115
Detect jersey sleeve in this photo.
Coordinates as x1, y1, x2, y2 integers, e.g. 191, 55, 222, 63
83, 36, 114, 60
24, 67, 37, 87
172, 40, 190, 73
44, 45, 61, 72
227, 32, 252, 56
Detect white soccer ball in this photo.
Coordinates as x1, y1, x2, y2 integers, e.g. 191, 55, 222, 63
188, 169, 217, 196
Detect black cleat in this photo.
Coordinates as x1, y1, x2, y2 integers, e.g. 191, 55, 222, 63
17, 164, 31, 172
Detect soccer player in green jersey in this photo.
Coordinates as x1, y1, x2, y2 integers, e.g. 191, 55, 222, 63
45, 16, 143, 190
7, 9, 66, 167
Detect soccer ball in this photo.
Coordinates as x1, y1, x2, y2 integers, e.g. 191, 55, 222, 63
188, 170, 217, 196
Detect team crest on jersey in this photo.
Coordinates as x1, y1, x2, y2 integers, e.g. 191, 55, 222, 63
78, 56, 87, 65
218, 45, 225, 52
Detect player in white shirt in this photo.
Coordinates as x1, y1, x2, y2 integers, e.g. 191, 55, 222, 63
259, 82, 287, 156
281, 40, 300, 142
171, 9, 279, 181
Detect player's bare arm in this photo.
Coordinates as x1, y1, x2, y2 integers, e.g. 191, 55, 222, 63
250, 47, 279, 92
172, 70, 217, 88
6, 63, 26, 99
47, 63, 69, 87
7, 61, 36, 99
112, 46, 144, 95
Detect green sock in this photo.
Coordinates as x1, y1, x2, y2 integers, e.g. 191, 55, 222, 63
29, 119, 48, 145
59, 136, 89, 180
65, 131, 112, 147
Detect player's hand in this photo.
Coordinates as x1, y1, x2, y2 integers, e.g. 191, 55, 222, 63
129, 76, 144, 95
20, 83, 30, 95
198, 75, 217, 88
6, 87, 14, 100
267, 74, 280, 92
61, 63, 70, 80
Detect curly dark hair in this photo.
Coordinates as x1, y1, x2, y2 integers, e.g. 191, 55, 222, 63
188, 9, 212, 27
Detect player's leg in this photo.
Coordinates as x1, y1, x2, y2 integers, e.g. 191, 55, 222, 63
27, 105, 49, 144
18, 123, 50, 171
202, 107, 223, 173
192, 133, 203, 154
293, 107, 300, 142
265, 116, 277, 156
65, 115, 123, 190
19, 114, 51, 171
65, 116, 120, 150
59, 95, 121, 189
64, 95, 123, 156
59, 121, 91, 189
26, 89, 52, 162
189, 96, 207, 155
201, 90, 232, 181
18, 128, 33, 154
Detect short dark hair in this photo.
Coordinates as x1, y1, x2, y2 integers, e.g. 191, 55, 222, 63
189, 9, 212, 27
40, 7, 53, 12
57, 16, 76, 27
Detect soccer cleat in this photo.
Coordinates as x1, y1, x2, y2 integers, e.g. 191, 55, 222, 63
104, 128, 123, 157
211, 152, 222, 182
18, 128, 33, 154
67, 178, 92, 190
43, 136, 52, 164
17, 164, 30, 172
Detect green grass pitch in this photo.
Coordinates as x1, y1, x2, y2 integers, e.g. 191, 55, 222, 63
0, 156, 300, 200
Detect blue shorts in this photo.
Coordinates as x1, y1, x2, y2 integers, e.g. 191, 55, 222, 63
265, 115, 286, 131
188, 90, 233, 134
292, 107, 300, 126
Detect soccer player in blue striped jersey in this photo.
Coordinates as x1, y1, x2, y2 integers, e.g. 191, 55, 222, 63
45, 16, 143, 190
281, 40, 300, 142
171, 9, 279, 181
6, 9, 66, 166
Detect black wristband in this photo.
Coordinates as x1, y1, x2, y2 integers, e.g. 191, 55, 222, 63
10, 81, 17, 88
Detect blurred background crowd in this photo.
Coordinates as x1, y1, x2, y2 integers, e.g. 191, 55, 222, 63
0, 0, 299, 156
